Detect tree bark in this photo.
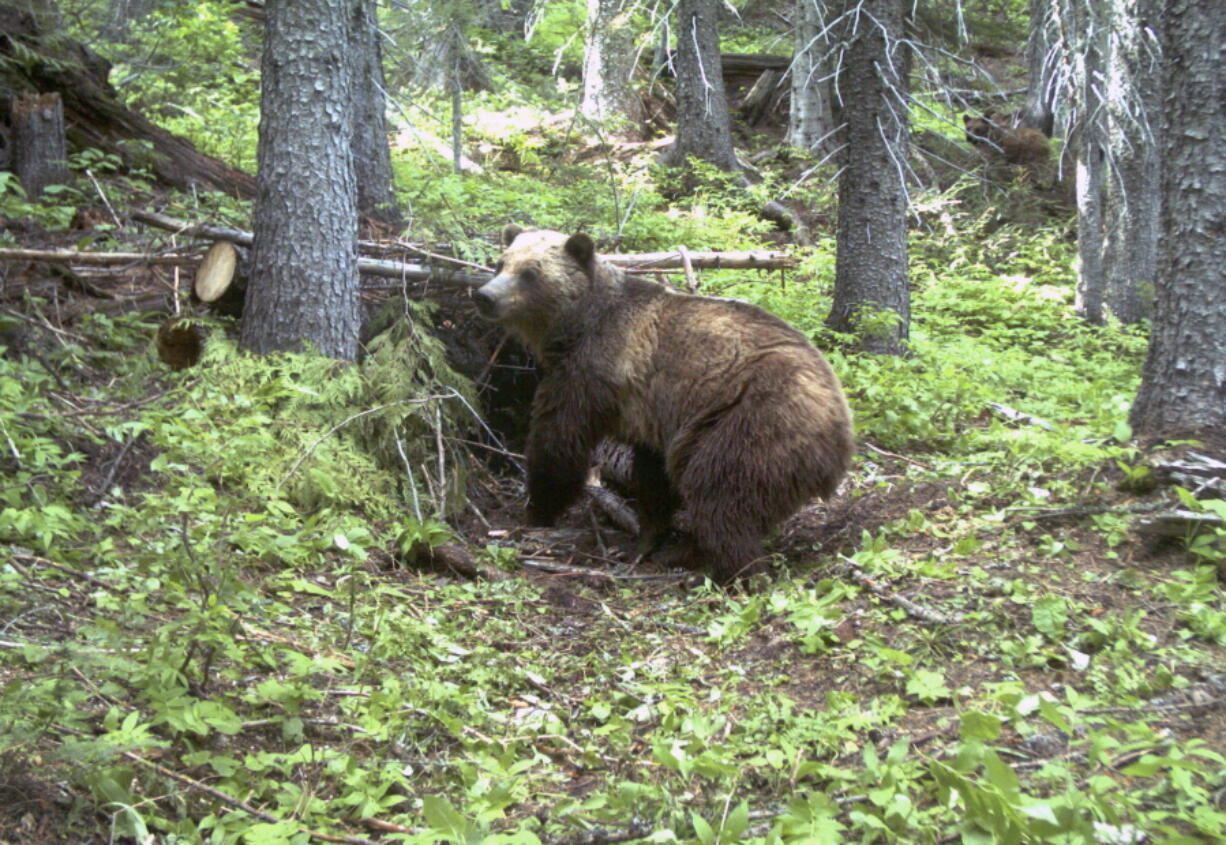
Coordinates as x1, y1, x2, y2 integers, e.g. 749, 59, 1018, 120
667, 0, 739, 172
1072, 0, 1107, 326
240, 0, 360, 361
580, 0, 643, 131
348, 0, 402, 231
1021, 0, 1059, 135
788, 0, 838, 154
825, 0, 910, 355
1129, 0, 1226, 439
1101, 0, 1158, 324
11, 91, 67, 197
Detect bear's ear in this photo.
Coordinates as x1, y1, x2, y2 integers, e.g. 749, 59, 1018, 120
983, 108, 996, 119
962, 114, 973, 126
502, 224, 524, 247
564, 233, 595, 269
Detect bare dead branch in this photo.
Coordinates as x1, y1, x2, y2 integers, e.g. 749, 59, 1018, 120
835, 554, 964, 625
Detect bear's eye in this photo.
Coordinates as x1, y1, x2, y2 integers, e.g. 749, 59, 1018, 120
519, 267, 539, 284
493, 260, 504, 274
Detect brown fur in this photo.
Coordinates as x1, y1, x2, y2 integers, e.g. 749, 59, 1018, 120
963, 113, 1050, 166
473, 226, 855, 584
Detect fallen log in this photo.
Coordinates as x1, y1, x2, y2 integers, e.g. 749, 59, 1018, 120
131, 211, 797, 273
658, 50, 790, 89
740, 69, 787, 126
609, 248, 795, 271
1133, 510, 1225, 540
0, 247, 197, 266
0, 244, 485, 287
986, 401, 1054, 431
1150, 450, 1226, 492
0, 10, 255, 198
130, 209, 254, 247
193, 240, 246, 316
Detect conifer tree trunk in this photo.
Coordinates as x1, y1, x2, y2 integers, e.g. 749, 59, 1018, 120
1072, 0, 1107, 326
349, 0, 402, 230
825, 0, 910, 355
580, 0, 642, 130
787, 0, 837, 153
1101, 0, 1158, 324
668, 0, 739, 172
240, 0, 360, 361
1130, 0, 1226, 438
1021, 0, 1059, 134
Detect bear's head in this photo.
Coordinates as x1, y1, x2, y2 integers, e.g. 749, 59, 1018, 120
472, 225, 601, 348
963, 113, 1001, 149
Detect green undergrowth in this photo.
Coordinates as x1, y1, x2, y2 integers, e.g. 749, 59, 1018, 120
2, 156, 1224, 845
3, 3, 1219, 840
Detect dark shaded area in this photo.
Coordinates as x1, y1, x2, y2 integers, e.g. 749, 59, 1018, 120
428, 288, 540, 455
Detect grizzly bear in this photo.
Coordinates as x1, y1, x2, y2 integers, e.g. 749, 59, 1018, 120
472, 226, 855, 584
963, 112, 1050, 167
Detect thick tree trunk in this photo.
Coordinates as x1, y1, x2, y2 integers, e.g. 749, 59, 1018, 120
11, 91, 67, 196
349, 0, 402, 231
825, 0, 910, 355
1101, 0, 1158, 324
1021, 0, 1059, 135
0, 7, 255, 198
240, 0, 360, 361
667, 0, 739, 172
1129, 0, 1226, 439
580, 0, 643, 131
787, 0, 838, 153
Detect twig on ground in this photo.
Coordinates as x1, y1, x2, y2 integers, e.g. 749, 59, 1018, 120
84, 168, 121, 228
362, 818, 418, 835
1009, 500, 1169, 521
862, 441, 933, 470
9, 547, 120, 591
986, 401, 1054, 431
81, 430, 143, 506
234, 627, 356, 669
519, 558, 685, 581
835, 554, 965, 625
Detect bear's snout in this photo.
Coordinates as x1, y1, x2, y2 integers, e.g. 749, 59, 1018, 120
473, 274, 515, 319
472, 285, 498, 318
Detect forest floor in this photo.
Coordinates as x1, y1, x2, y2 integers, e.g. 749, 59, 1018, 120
2, 198, 1225, 843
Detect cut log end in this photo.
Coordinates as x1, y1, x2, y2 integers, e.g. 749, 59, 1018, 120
194, 241, 238, 303
157, 317, 204, 370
